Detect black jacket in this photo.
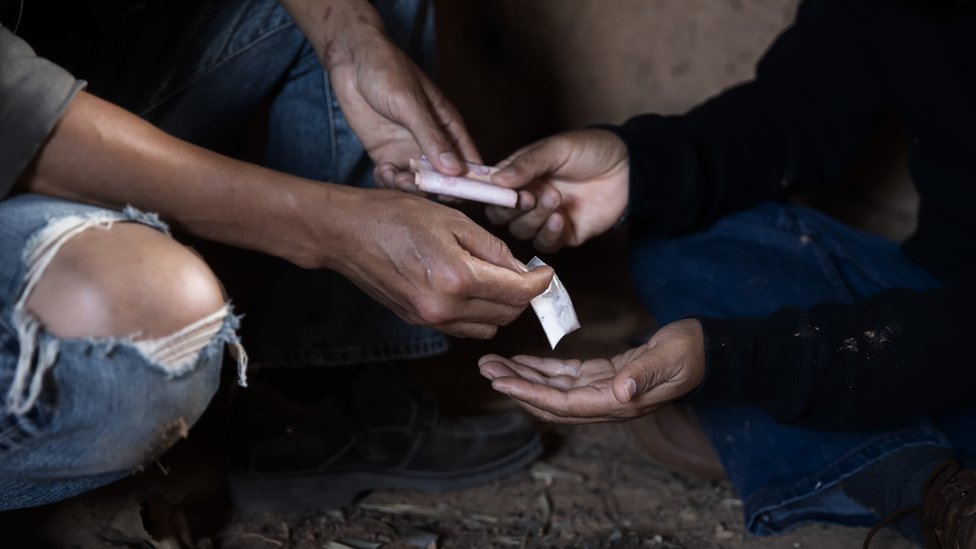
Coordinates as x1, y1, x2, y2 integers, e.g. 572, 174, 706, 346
611, 0, 976, 428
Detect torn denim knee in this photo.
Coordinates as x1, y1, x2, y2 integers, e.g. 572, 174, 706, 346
6, 206, 247, 417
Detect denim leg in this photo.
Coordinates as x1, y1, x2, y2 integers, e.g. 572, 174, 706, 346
76, 0, 447, 365
255, 0, 447, 366
628, 202, 966, 535
0, 195, 240, 509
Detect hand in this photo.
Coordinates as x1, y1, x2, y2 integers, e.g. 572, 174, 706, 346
325, 188, 554, 339
322, 20, 480, 189
478, 319, 705, 423
485, 129, 630, 253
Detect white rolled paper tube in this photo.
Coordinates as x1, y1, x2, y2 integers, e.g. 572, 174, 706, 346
414, 169, 518, 208
410, 157, 500, 183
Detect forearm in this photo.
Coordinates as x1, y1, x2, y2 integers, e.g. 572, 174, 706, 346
276, 0, 385, 70
19, 91, 362, 270
690, 269, 976, 428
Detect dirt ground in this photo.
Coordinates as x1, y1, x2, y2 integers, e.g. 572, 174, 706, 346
0, 234, 915, 549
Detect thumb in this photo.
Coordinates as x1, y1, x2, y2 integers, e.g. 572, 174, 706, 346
456, 226, 521, 270
492, 137, 569, 189
455, 226, 554, 301
398, 94, 465, 176
611, 352, 661, 404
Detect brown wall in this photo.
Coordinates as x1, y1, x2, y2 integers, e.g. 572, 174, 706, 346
436, 0, 800, 161
435, 0, 917, 241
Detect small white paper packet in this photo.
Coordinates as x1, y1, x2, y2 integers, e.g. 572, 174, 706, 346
524, 257, 580, 348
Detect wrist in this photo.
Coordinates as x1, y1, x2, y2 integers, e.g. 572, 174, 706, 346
283, 181, 368, 271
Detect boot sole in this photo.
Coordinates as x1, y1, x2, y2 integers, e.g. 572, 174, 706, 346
228, 433, 543, 513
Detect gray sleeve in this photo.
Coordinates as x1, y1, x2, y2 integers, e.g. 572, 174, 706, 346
0, 25, 85, 199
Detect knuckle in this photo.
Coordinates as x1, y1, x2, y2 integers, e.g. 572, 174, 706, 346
415, 298, 452, 325
475, 325, 498, 340
433, 267, 469, 296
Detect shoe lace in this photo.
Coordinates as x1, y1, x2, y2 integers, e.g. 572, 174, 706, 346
923, 460, 976, 548
862, 459, 976, 549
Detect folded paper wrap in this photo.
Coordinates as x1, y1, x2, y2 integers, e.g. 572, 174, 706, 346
523, 257, 580, 348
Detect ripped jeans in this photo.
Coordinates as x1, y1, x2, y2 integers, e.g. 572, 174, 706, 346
1, 0, 441, 509
0, 196, 246, 510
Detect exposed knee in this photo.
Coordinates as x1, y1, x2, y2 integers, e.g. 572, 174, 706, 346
24, 222, 225, 340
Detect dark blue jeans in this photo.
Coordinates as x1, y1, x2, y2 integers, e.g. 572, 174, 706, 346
629, 202, 976, 535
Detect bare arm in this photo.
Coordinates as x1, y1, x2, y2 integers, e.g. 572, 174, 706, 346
20, 91, 353, 270
19, 92, 552, 338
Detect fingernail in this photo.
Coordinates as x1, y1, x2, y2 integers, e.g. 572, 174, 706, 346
625, 378, 638, 398
381, 169, 395, 186
542, 191, 559, 208
496, 167, 517, 182
439, 151, 461, 171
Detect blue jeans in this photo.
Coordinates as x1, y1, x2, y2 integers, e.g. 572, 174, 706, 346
0, 0, 440, 510
629, 202, 976, 535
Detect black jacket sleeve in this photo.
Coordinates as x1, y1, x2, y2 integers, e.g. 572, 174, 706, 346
610, 0, 885, 235
692, 266, 976, 429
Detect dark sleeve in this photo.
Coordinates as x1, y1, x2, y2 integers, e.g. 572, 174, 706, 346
0, 25, 85, 199
689, 266, 976, 429
608, 0, 885, 235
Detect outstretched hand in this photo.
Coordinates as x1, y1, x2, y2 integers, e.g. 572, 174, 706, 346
478, 319, 706, 423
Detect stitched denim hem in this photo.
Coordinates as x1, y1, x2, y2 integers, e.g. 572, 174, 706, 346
744, 425, 951, 535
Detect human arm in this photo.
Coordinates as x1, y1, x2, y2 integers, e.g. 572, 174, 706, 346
481, 270, 976, 428
276, 0, 479, 187
16, 88, 552, 339
692, 269, 976, 428
487, 0, 884, 249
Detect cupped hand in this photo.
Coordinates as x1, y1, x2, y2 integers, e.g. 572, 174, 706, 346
478, 319, 705, 423
485, 129, 630, 253
324, 26, 480, 190
330, 189, 554, 339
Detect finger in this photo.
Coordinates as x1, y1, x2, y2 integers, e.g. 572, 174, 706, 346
452, 228, 555, 304
508, 187, 562, 240
435, 321, 499, 340
507, 355, 582, 378
491, 358, 550, 385
494, 141, 545, 172
480, 356, 580, 390
485, 192, 535, 226
451, 297, 525, 325
391, 169, 423, 193
491, 376, 611, 419
396, 82, 465, 177
473, 263, 554, 306
479, 354, 519, 380
532, 212, 567, 253
419, 75, 483, 165
491, 137, 571, 189
611, 351, 668, 404
374, 163, 398, 189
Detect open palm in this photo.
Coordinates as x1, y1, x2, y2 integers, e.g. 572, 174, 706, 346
479, 319, 706, 424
